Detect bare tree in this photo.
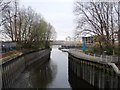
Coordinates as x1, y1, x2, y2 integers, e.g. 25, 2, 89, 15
74, 1, 119, 54
2, 0, 56, 49
2, 0, 19, 41
0, 0, 11, 35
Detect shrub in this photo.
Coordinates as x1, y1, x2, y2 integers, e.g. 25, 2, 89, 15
84, 49, 93, 54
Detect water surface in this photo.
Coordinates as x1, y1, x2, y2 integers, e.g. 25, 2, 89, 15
12, 46, 94, 89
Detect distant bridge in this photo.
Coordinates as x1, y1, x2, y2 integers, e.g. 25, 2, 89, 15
51, 40, 81, 46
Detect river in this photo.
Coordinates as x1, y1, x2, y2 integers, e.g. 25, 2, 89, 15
12, 46, 94, 89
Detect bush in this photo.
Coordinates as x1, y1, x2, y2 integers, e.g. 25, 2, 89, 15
84, 49, 93, 54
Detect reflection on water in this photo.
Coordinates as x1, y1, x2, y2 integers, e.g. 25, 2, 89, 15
12, 46, 98, 88
29, 47, 71, 88
47, 47, 71, 88
29, 60, 57, 88
68, 68, 96, 89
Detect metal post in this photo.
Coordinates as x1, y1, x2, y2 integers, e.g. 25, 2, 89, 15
106, 55, 108, 62
111, 56, 113, 62
118, 1, 120, 61
88, 53, 90, 60
94, 54, 96, 60
101, 55, 103, 61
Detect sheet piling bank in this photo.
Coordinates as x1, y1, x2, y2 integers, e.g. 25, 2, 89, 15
68, 49, 120, 89
1, 48, 51, 88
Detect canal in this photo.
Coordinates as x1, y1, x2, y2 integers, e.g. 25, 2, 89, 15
11, 46, 94, 88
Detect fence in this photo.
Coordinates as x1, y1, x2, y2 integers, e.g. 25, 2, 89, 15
69, 49, 119, 63
87, 53, 119, 63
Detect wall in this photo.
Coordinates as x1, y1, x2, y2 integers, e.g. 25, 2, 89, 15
68, 53, 120, 89
2, 49, 51, 88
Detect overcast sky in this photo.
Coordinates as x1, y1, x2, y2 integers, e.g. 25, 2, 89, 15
20, 0, 75, 40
